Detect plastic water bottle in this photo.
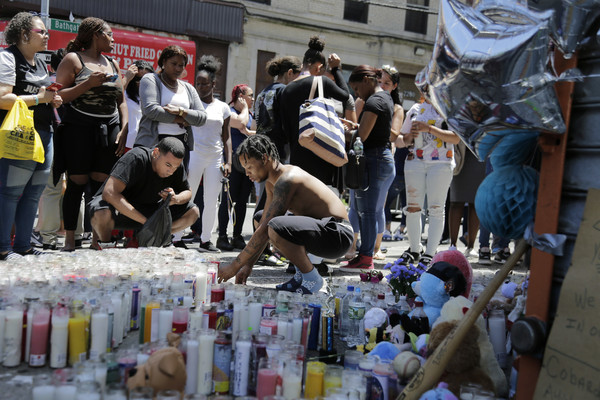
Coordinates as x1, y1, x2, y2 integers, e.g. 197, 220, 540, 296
347, 287, 366, 347
339, 285, 354, 341
353, 137, 364, 156
396, 296, 412, 316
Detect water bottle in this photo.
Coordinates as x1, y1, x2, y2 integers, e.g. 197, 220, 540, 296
396, 296, 412, 316
353, 137, 364, 156
339, 285, 354, 341
347, 287, 366, 347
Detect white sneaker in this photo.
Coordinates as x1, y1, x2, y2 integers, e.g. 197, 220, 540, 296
464, 247, 477, 259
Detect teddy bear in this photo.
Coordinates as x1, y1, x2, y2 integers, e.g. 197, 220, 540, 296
427, 321, 495, 397
409, 261, 468, 329
127, 334, 187, 396
434, 296, 508, 397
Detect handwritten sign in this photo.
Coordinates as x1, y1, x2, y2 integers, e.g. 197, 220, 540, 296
534, 188, 600, 400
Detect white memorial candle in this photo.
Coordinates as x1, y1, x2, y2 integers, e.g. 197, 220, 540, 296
50, 306, 69, 368
248, 302, 262, 333
3, 309, 23, 367
197, 329, 216, 395
185, 338, 199, 394
89, 310, 109, 360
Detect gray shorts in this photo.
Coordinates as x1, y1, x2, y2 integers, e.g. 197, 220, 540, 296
254, 210, 354, 259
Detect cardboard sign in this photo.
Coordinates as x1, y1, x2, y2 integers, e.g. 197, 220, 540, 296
534, 188, 600, 399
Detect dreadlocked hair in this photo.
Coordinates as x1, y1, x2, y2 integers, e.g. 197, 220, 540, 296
236, 134, 280, 164
66, 17, 107, 53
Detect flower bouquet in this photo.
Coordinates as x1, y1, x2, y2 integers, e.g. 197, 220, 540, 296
383, 258, 426, 299
359, 270, 384, 284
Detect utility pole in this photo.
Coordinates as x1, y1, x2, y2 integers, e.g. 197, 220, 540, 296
40, 0, 50, 30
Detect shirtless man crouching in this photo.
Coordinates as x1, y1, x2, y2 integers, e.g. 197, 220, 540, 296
217, 135, 353, 294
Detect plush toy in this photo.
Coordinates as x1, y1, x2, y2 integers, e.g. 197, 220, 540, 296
419, 382, 458, 400
364, 307, 389, 331
430, 250, 473, 298
427, 321, 495, 397
127, 346, 187, 395
410, 261, 467, 328
435, 296, 508, 397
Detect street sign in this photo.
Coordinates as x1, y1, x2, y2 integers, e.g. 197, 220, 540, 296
50, 18, 79, 34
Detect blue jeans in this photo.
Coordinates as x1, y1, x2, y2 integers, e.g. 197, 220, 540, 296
0, 128, 53, 253
355, 147, 395, 257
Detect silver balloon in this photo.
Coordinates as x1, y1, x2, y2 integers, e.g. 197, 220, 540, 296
528, 0, 600, 57
417, 0, 565, 160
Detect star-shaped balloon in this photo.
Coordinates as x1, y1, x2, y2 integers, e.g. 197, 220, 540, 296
417, 0, 565, 160
528, 0, 600, 57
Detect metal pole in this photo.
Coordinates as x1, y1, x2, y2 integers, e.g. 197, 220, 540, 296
40, 0, 50, 30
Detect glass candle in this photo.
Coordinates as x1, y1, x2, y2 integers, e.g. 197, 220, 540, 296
305, 361, 325, 399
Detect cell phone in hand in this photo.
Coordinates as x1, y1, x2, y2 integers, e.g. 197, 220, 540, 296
46, 82, 63, 91
106, 74, 119, 82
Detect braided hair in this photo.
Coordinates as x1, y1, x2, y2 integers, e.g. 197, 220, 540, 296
66, 17, 107, 53
236, 134, 280, 164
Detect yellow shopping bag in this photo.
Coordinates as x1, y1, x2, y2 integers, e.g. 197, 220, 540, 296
0, 97, 45, 163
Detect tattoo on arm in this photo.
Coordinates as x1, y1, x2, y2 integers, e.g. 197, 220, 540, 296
235, 178, 292, 267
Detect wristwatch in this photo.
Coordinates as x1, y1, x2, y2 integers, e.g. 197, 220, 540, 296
178, 107, 184, 117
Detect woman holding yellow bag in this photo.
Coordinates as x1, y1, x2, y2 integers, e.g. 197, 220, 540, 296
0, 12, 62, 261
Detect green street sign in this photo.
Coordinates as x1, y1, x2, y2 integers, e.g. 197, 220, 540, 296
50, 19, 80, 33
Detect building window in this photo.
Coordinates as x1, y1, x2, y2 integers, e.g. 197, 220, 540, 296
247, 0, 271, 4
405, 0, 429, 34
344, 0, 369, 24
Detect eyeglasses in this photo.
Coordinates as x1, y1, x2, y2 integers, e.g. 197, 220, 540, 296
31, 29, 49, 37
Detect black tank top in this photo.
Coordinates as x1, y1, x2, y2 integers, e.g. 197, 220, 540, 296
70, 53, 122, 117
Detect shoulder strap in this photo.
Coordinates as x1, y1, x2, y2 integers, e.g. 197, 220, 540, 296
308, 76, 319, 101
75, 52, 85, 67
103, 55, 118, 73
316, 75, 324, 99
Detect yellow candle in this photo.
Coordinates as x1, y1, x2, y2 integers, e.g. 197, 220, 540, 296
305, 361, 325, 399
68, 317, 87, 366
143, 302, 159, 343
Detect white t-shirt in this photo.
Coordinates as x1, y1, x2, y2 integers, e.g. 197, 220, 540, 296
125, 93, 142, 148
191, 99, 231, 155
157, 81, 189, 136
401, 102, 454, 164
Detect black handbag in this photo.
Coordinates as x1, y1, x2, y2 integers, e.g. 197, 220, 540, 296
345, 133, 368, 190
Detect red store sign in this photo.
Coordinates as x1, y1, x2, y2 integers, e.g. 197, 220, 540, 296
1, 19, 197, 83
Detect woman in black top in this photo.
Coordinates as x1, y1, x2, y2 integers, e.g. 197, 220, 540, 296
0, 12, 63, 260
279, 36, 349, 185
55, 17, 128, 251
341, 65, 395, 272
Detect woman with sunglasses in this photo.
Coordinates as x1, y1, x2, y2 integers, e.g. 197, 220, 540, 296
0, 12, 62, 260
54, 17, 127, 251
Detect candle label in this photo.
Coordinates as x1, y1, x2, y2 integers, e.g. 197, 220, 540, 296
213, 339, 232, 394
262, 304, 276, 317
29, 353, 46, 366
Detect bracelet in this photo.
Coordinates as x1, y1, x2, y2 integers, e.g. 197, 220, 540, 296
178, 107, 184, 117
34, 95, 39, 106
